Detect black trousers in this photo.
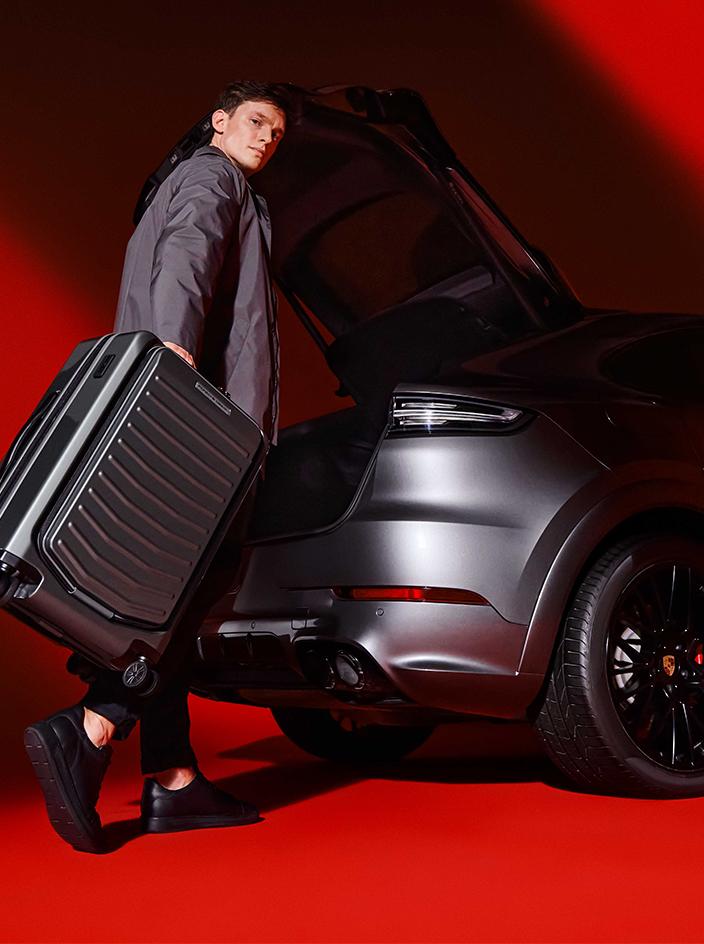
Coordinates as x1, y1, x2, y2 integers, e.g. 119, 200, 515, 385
78, 491, 255, 775
80, 658, 197, 774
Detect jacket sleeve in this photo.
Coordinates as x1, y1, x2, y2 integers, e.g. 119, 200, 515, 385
150, 161, 242, 358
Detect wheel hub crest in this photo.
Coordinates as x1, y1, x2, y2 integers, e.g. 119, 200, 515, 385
662, 654, 676, 677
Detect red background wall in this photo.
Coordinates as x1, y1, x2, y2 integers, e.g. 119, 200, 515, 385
2, 4, 704, 936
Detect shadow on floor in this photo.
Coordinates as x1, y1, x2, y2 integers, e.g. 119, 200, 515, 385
100, 722, 562, 852
216, 721, 560, 809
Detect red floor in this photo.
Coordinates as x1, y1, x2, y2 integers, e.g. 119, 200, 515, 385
3, 680, 704, 943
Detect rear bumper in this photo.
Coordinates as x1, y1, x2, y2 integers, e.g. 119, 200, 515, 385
195, 592, 542, 719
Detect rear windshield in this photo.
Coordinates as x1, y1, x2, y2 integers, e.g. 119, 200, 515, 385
258, 110, 492, 334
300, 187, 486, 321
603, 328, 704, 400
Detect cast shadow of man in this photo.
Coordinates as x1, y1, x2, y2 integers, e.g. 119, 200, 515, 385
101, 721, 561, 852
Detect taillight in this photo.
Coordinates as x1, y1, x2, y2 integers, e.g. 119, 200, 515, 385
333, 586, 488, 605
389, 394, 526, 434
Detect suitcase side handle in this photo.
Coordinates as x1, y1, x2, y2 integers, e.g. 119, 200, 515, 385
0, 391, 60, 486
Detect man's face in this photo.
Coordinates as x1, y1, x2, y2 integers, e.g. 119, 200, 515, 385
210, 100, 286, 176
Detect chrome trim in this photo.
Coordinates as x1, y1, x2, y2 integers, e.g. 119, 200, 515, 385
391, 397, 523, 431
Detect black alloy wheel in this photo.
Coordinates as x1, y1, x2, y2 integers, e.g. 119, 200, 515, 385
535, 535, 704, 797
607, 562, 704, 771
271, 707, 434, 763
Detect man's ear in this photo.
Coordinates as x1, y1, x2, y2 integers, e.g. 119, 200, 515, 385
211, 109, 229, 134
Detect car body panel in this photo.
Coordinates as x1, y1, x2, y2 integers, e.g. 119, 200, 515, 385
197, 406, 624, 717
235, 412, 604, 622
519, 472, 704, 675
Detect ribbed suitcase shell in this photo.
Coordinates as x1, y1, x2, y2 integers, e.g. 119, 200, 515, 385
0, 332, 264, 673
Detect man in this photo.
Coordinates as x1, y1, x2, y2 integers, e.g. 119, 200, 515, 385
24, 81, 288, 853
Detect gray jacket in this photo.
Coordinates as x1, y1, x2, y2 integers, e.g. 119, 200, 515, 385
115, 145, 279, 442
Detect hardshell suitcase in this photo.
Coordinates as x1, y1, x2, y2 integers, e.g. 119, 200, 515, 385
0, 331, 264, 688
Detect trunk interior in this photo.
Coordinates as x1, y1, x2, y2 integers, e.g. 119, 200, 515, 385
249, 404, 381, 540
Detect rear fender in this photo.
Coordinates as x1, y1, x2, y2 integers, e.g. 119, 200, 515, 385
518, 473, 704, 676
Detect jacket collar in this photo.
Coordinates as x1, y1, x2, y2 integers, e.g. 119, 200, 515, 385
195, 145, 270, 216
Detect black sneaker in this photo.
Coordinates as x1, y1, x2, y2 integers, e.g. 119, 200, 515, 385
24, 704, 112, 854
141, 772, 260, 833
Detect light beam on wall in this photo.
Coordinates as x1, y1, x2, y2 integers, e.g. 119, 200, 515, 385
0, 224, 108, 450
535, 0, 704, 192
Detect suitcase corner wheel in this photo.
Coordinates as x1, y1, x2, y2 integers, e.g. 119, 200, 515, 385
0, 561, 20, 606
121, 657, 159, 696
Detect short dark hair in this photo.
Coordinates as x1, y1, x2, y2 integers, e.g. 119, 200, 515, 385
213, 81, 291, 121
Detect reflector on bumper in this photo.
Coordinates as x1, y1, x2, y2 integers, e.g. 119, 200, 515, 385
333, 586, 488, 604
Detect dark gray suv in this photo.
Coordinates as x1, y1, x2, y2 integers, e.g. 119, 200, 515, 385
143, 86, 704, 798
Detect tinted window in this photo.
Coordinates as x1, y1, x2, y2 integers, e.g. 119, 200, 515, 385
302, 189, 485, 320
257, 108, 489, 335
603, 327, 704, 399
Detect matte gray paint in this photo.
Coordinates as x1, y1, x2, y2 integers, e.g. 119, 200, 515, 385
198, 403, 610, 716
519, 471, 704, 675
232, 412, 602, 624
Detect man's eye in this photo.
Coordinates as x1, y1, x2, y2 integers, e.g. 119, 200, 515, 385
250, 118, 261, 126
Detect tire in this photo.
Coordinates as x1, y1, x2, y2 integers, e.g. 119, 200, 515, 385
271, 707, 434, 762
535, 534, 704, 797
